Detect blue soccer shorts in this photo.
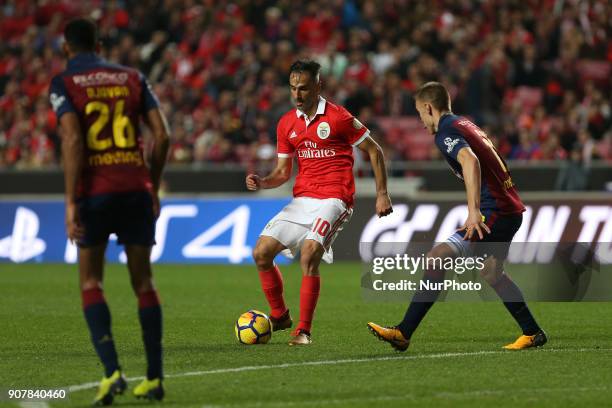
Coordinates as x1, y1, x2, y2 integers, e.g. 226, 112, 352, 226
76, 191, 156, 248
446, 212, 523, 261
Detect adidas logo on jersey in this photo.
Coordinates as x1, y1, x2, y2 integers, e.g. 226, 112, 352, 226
289, 130, 298, 139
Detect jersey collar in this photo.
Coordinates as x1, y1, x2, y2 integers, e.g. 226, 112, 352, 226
436, 112, 454, 134
67, 53, 103, 70
296, 96, 327, 121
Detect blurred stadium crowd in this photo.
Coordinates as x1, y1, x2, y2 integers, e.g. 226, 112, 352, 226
0, 0, 610, 171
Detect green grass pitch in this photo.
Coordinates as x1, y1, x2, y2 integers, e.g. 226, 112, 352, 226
1, 263, 611, 407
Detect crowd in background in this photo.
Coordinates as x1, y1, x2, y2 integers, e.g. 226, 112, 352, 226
0, 0, 610, 173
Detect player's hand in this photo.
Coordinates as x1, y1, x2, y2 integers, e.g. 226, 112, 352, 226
152, 192, 161, 219
246, 174, 262, 191
65, 201, 85, 243
458, 210, 490, 241
376, 192, 393, 217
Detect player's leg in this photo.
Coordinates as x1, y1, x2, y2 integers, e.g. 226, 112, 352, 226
114, 191, 163, 400
289, 198, 351, 345
80, 243, 127, 405
288, 239, 324, 345
124, 244, 165, 400
477, 213, 546, 349
256, 200, 312, 331
368, 242, 454, 351
252, 235, 292, 330
77, 194, 127, 405
480, 250, 546, 350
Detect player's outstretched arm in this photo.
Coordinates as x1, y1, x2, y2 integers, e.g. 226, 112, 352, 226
356, 136, 393, 217
456, 147, 490, 240
246, 157, 292, 191
59, 112, 85, 242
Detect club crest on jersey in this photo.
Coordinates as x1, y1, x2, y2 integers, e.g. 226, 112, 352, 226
49, 93, 65, 112
317, 122, 331, 139
444, 137, 460, 153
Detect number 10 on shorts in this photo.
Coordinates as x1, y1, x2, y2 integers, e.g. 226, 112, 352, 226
312, 218, 330, 237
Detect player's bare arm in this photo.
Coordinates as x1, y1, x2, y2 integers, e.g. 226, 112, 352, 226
456, 146, 490, 240
357, 136, 393, 217
145, 108, 171, 217
246, 157, 292, 191
59, 111, 85, 242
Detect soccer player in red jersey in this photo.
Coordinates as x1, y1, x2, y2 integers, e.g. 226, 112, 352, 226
49, 18, 169, 404
368, 82, 547, 351
246, 60, 393, 345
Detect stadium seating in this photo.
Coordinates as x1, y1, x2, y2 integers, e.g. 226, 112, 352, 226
0, 0, 609, 169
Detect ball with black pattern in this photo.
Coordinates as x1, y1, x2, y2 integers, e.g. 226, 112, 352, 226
235, 309, 272, 344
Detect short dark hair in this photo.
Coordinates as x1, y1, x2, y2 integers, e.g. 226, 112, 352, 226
64, 18, 98, 52
414, 82, 451, 111
289, 60, 321, 81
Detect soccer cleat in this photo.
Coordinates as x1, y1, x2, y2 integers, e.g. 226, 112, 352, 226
503, 329, 548, 350
93, 370, 127, 406
288, 329, 311, 346
133, 378, 164, 401
367, 322, 410, 352
270, 309, 293, 332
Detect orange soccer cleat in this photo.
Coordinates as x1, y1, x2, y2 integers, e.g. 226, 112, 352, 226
503, 330, 548, 350
367, 322, 410, 352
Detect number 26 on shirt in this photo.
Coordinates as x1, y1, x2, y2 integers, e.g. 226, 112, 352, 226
85, 99, 135, 151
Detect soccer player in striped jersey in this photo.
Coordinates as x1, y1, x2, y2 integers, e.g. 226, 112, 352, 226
50, 18, 169, 404
368, 82, 546, 351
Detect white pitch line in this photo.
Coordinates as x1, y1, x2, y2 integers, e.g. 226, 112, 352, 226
66, 347, 612, 393
67, 350, 497, 392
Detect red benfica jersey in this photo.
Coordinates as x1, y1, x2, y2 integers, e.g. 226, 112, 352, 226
276, 97, 369, 207
49, 53, 159, 198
